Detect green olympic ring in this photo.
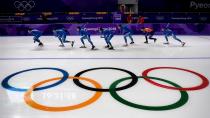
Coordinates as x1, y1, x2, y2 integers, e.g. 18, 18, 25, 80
109, 76, 189, 111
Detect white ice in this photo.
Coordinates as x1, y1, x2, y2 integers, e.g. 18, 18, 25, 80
0, 35, 210, 118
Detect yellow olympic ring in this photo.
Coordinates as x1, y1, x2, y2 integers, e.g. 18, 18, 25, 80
24, 76, 102, 112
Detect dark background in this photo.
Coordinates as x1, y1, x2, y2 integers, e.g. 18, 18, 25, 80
0, 0, 118, 13
1, 0, 210, 13
139, 0, 210, 12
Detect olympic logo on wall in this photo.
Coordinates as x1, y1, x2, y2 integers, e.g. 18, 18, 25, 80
1, 67, 209, 112
14, 0, 35, 11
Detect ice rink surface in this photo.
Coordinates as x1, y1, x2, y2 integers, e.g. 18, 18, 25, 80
0, 35, 210, 118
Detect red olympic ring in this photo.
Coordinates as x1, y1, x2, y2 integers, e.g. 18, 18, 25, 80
142, 67, 209, 91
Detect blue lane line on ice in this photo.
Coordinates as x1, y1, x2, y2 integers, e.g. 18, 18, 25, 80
0, 57, 210, 60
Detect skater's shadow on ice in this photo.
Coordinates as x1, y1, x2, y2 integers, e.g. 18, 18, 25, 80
31, 47, 45, 51
60, 47, 75, 51
167, 45, 190, 48
108, 49, 124, 52
86, 48, 99, 51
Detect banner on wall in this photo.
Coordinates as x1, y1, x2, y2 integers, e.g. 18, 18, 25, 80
0, 23, 210, 36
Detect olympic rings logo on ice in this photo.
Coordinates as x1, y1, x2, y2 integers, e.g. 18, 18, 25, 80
14, 0, 35, 11
1, 67, 209, 112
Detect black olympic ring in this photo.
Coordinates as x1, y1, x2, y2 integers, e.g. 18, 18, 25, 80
14, 0, 35, 11
73, 67, 138, 92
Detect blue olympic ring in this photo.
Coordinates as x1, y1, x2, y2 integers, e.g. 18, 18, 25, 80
1, 67, 69, 92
